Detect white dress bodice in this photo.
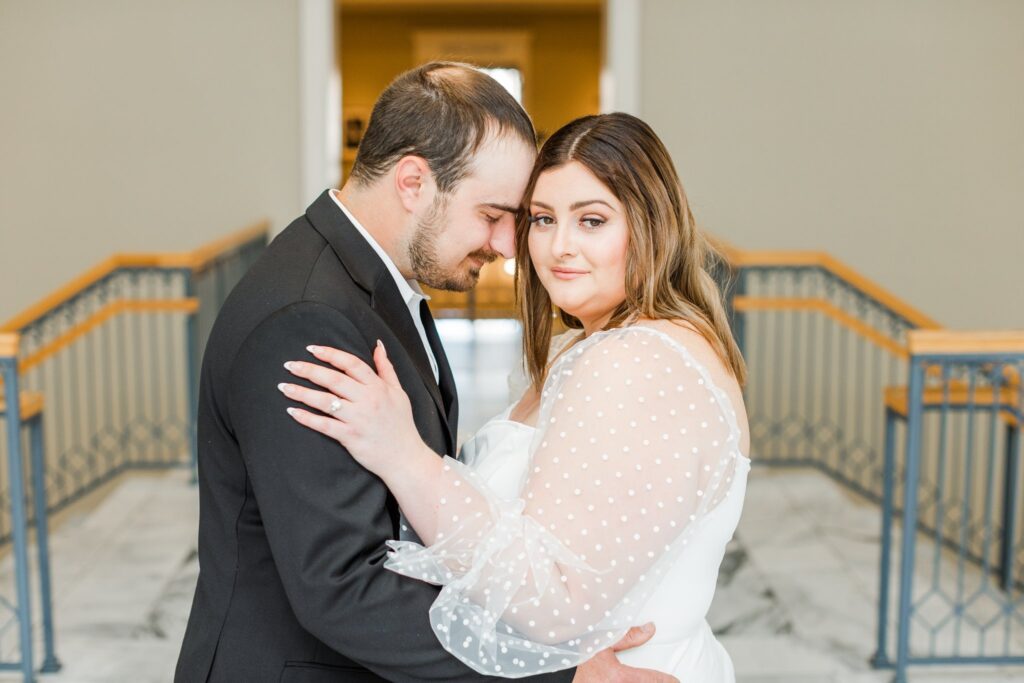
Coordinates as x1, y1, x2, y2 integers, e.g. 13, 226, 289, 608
459, 403, 750, 680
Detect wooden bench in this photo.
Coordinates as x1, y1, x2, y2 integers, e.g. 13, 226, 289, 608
0, 390, 45, 423
884, 380, 1020, 427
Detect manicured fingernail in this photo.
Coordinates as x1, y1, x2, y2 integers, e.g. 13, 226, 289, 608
277, 383, 291, 394
377, 339, 386, 356
284, 361, 295, 371
286, 407, 298, 416
307, 345, 321, 354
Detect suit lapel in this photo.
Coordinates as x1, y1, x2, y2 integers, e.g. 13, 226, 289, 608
305, 191, 454, 454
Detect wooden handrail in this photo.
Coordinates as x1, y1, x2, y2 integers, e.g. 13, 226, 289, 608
908, 330, 1024, 356
188, 221, 269, 273
733, 295, 909, 358
1, 220, 268, 334
18, 299, 199, 373
0, 333, 18, 357
723, 247, 941, 331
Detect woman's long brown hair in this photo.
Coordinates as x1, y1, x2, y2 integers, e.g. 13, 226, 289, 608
515, 113, 747, 390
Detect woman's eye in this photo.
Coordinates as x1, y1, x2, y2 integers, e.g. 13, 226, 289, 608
529, 214, 554, 227
581, 217, 605, 229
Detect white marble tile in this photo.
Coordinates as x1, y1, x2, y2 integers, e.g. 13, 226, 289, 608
723, 634, 851, 679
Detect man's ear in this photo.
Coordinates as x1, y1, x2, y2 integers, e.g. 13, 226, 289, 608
393, 155, 434, 213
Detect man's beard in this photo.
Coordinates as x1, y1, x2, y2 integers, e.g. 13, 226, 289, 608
408, 194, 499, 292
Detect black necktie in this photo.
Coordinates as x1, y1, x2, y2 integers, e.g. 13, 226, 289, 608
418, 300, 456, 417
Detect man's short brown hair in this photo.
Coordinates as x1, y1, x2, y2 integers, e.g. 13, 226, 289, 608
349, 62, 537, 194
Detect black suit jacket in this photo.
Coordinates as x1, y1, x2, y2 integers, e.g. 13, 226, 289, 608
175, 191, 576, 682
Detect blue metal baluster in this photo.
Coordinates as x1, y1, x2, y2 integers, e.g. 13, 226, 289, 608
790, 269, 803, 459
822, 276, 835, 470
837, 288, 850, 475
930, 366, 952, 650
948, 382, 965, 570
99, 286, 115, 475
874, 403, 899, 668
854, 298, 867, 490
42, 327, 64, 508
162, 272, 178, 459
772, 271, 784, 456
147, 273, 161, 463
1000, 366, 1021, 592
887, 320, 901, 482
2, 349, 37, 682
29, 414, 60, 673
977, 365, 1004, 656
132, 272, 146, 464
85, 295, 99, 478
67, 304, 86, 493
871, 317, 884, 496
895, 357, 927, 683
953, 366, 979, 655
117, 274, 131, 466
805, 271, 819, 465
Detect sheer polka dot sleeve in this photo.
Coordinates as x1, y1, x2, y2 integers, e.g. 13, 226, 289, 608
384, 326, 744, 677
507, 331, 578, 405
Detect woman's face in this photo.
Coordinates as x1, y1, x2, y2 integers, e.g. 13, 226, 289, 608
527, 161, 629, 328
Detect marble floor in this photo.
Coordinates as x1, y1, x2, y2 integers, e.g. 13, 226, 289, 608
0, 321, 1020, 682
1, 463, 1023, 681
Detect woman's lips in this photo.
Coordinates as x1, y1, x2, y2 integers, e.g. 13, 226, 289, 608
551, 267, 588, 280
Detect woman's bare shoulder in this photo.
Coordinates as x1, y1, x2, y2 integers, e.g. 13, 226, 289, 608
633, 318, 719, 361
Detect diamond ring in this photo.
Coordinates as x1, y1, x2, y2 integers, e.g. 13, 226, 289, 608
328, 398, 343, 415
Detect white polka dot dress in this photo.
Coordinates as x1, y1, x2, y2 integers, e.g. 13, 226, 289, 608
385, 325, 750, 679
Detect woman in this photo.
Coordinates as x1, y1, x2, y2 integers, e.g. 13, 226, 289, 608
280, 113, 751, 680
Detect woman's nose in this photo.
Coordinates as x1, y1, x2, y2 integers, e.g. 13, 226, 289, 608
551, 222, 577, 258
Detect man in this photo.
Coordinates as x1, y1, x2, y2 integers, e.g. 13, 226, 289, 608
176, 62, 673, 682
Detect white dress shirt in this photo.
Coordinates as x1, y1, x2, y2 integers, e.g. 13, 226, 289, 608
329, 190, 439, 383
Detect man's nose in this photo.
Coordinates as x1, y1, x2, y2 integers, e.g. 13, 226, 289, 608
488, 219, 516, 259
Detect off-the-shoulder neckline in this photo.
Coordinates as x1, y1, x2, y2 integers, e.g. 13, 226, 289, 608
489, 323, 751, 463
550, 323, 721, 372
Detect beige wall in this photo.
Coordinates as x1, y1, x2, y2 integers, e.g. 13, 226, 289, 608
0, 0, 303, 323
639, 0, 1024, 329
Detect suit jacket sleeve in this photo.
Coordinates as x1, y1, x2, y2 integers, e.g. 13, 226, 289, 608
226, 301, 576, 683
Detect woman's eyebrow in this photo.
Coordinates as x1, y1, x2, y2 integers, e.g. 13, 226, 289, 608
570, 199, 615, 211
480, 202, 520, 214
530, 199, 615, 211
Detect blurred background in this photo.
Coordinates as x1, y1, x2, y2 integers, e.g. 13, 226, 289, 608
0, 1, 1022, 681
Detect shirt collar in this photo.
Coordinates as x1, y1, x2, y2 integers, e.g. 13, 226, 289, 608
329, 190, 430, 306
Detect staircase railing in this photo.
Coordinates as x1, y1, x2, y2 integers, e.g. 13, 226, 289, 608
0, 221, 267, 680
877, 331, 1022, 683
722, 247, 938, 500
1, 221, 267, 515
721, 245, 1023, 680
